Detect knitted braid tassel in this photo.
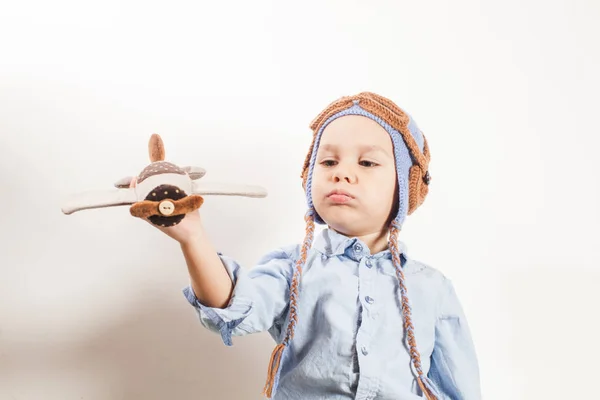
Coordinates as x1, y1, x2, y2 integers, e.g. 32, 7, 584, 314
389, 223, 440, 400
262, 211, 316, 398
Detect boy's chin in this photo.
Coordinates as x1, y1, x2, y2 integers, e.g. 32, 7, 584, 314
319, 209, 390, 236
320, 212, 366, 234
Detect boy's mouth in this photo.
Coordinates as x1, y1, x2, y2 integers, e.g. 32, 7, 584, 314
327, 189, 354, 204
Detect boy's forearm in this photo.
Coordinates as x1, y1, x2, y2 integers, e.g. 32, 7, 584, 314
180, 228, 233, 309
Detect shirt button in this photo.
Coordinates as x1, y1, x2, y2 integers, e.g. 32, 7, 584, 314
365, 296, 374, 304
354, 243, 363, 252
365, 259, 372, 268
361, 346, 369, 355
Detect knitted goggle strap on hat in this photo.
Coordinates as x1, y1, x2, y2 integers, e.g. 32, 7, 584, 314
262, 210, 316, 398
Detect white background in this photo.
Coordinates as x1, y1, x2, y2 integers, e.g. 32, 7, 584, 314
1, 0, 599, 399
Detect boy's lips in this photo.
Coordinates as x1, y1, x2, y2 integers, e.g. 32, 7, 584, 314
326, 189, 354, 204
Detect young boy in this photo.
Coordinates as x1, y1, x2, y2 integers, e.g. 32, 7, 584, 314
142, 92, 481, 399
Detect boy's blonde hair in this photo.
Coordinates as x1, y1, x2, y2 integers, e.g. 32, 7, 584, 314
263, 92, 438, 399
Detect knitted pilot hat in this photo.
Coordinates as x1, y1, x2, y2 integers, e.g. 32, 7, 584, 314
262, 92, 439, 400
302, 91, 431, 226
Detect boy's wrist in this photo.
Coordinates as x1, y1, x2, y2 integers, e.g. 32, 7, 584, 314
178, 225, 206, 248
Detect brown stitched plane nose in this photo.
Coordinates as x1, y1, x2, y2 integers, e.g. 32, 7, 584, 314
129, 184, 204, 226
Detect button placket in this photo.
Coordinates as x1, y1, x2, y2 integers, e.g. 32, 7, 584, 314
355, 252, 378, 397
360, 256, 377, 317
355, 249, 383, 397
356, 252, 376, 367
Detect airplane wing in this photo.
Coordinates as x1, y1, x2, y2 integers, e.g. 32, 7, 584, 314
61, 188, 137, 215
191, 181, 268, 198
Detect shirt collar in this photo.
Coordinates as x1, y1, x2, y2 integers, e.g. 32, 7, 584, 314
312, 227, 408, 262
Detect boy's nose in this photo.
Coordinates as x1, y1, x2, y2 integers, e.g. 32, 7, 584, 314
332, 166, 356, 183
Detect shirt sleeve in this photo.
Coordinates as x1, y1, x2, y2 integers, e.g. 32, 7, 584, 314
182, 245, 298, 346
428, 277, 482, 400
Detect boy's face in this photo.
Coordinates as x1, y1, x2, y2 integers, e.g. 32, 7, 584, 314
311, 115, 398, 237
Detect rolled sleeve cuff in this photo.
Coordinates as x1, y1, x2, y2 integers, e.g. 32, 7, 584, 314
182, 285, 253, 346
181, 252, 254, 346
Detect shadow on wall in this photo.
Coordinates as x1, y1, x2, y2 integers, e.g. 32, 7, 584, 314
0, 287, 274, 400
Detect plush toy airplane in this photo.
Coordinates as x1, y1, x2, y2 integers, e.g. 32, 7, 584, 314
61, 133, 268, 227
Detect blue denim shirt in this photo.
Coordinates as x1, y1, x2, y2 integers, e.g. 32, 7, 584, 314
183, 228, 481, 399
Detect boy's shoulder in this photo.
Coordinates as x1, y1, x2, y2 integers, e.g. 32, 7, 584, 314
403, 255, 452, 287
256, 243, 302, 265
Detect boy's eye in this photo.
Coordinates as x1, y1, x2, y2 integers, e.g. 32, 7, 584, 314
321, 160, 337, 167
360, 160, 378, 167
